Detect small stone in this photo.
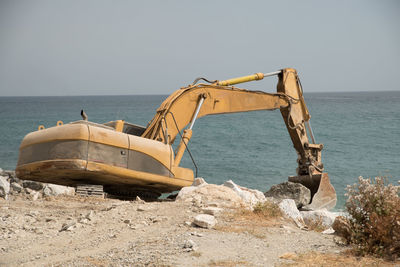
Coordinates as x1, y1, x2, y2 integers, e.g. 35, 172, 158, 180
60, 222, 76, 232
201, 207, 223, 216
135, 196, 145, 204
86, 210, 95, 221
183, 239, 197, 251
31, 191, 40, 201
79, 218, 89, 224
137, 206, 150, 212
124, 219, 131, 224
10, 182, 23, 193
322, 228, 335, 235
193, 214, 216, 229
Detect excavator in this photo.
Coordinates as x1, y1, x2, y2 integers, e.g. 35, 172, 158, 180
15, 68, 336, 210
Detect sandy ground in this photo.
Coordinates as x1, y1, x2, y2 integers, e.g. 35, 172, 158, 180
0, 195, 345, 267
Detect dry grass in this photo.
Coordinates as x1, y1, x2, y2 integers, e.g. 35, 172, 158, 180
215, 202, 283, 238
305, 215, 329, 232
279, 251, 398, 267
207, 259, 250, 266
191, 251, 202, 257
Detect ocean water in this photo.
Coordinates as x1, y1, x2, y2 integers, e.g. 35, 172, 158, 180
0, 91, 399, 209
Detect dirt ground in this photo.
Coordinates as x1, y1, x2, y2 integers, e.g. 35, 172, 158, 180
0, 195, 392, 267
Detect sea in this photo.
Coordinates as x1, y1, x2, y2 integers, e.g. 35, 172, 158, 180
0, 91, 399, 209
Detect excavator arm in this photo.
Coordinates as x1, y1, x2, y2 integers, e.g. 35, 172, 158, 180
142, 68, 336, 210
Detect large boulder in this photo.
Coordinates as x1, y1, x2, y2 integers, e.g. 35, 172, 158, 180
176, 183, 244, 208
176, 179, 267, 209
278, 199, 306, 228
0, 176, 10, 199
264, 182, 311, 208
43, 184, 75, 196
223, 180, 266, 208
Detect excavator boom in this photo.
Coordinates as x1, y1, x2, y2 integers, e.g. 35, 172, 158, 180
143, 68, 336, 210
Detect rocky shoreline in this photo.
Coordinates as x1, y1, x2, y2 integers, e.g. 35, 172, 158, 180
1, 168, 353, 266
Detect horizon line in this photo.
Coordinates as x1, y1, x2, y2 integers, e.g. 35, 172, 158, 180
0, 89, 399, 98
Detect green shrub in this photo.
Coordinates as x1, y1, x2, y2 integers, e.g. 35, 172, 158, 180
344, 176, 400, 260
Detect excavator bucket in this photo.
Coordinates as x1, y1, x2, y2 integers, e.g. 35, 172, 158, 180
289, 173, 337, 210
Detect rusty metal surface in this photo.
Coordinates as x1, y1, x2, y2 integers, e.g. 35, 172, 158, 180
289, 173, 337, 210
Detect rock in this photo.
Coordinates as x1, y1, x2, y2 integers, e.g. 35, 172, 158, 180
137, 205, 151, 212
321, 228, 335, 234
176, 184, 243, 208
60, 222, 76, 232
0, 176, 10, 199
332, 216, 351, 240
192, 177, 207, 186
31, 191, 40, 201
86, 210, 95, 221
183, 239, 197, 251
135, 196, 145, 204
43, 184, 75, 196
278, 199, 306, 229
10, 182, 23, 193
25, 188, 34, 194
300, 209, 340, 228
201, 207, 223, 216
22, 180, 44, 191
264, 182, 311, 208
193, 214, 216, 229
223, 180, 266, 208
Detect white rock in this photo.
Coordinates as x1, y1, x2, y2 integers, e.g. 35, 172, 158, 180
31, 191, 40, 201
0, 176, 10, 199
223, 180, 266, 208
322, 228, 335, 235
193, 214, 216, 229
201, 207, 223, 216
278, 199, 306, 229
300, 209, 342, 228
43, 184, 75, 196
176, 184, 243, 208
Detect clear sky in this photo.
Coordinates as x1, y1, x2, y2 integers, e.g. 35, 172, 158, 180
0, 0, 399, 96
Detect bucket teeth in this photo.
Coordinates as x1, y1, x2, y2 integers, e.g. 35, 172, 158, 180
289, 172, 336, 210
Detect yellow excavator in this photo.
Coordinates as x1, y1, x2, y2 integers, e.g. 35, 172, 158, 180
16, 68, 336, 210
